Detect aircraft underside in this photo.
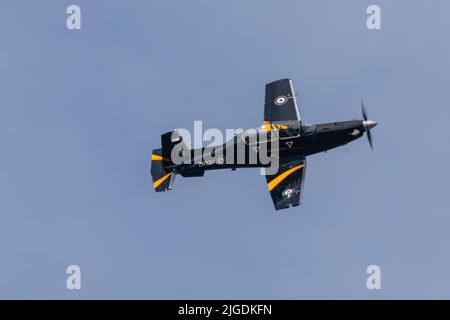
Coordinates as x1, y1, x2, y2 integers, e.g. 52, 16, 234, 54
151, 79, 377, 211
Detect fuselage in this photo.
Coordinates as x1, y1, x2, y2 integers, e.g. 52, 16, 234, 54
172, 120, 366, 176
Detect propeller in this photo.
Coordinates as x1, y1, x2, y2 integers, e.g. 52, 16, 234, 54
361, 100, 377, 150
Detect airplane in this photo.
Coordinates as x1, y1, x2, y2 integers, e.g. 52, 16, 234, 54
151, 78, 377, 211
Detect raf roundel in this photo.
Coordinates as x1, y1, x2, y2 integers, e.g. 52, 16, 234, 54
282, 188, 294, 198
274, 95, 288, 106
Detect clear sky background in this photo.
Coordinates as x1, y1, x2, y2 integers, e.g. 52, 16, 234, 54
1, 0, 450, 299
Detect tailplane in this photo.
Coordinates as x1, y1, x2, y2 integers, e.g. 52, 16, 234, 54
151, 130, 190, 192
151, 148, 175, 192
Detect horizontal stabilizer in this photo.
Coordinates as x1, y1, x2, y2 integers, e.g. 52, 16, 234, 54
151, 148, 175, 192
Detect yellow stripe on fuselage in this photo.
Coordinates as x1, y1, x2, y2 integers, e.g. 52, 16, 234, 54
152, 154, 163, 161
267, 164, 304, 192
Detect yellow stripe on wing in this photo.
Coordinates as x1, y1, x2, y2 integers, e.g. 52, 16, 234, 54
262, 121, 288, 132
262, 121, 271, 132
267, 164, 304, 192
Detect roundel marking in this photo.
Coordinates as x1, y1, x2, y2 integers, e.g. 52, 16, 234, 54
274, 95, 288, 106
282, 188, 294, 197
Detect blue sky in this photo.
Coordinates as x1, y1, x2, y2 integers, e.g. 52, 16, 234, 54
1, 0, 450, 299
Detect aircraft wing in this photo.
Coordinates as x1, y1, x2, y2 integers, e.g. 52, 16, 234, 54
264, 79, 301, 122
265, 156, 306, 210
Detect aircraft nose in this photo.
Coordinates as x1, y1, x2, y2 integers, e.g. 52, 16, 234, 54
363, 120, 377, 130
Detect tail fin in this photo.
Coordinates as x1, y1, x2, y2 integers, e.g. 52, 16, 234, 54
151, 148, 175, 192
161, 129, 190, 167
152, 130, 190, 192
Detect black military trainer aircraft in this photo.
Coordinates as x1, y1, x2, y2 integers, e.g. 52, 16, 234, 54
151, 79, 377, 210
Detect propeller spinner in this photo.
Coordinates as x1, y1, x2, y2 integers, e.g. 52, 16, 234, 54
361, 100, 377, 150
